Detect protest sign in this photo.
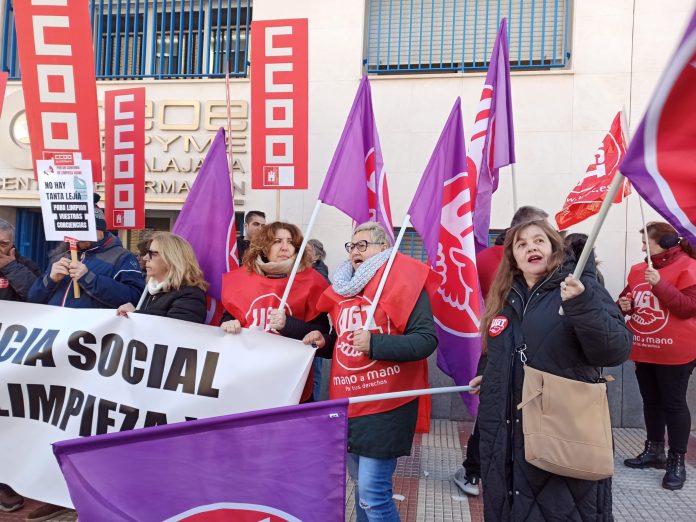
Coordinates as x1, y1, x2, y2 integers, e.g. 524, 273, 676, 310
0, 301, 314, 507
36, 152, 97, 242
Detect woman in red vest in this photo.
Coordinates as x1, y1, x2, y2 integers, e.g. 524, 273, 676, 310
619, 221, 696, 490
219, 221, 330, 403
303, 222, 438, 522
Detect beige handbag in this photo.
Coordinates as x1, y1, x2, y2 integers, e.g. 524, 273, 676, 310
516, 365, 614, 481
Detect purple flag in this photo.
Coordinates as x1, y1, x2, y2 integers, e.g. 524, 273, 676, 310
470, 19, 516, 250
320, 76, 394, 239
54, 400, 348, 522
619, 9, 696, 246
408, 99, 483, 416
173, 128, 237, 312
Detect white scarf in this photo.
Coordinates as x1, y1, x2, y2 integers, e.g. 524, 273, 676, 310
331, 248, 393, 297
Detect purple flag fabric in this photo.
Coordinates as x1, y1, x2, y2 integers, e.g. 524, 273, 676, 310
172, 128, 237, 304
470, 19, 516, 250
319, 76, 394, 239
619, 9, 696, 246
54, 400, 348, 522
408, 99, 483, 416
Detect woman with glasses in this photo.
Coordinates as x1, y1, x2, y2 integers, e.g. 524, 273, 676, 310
303, 222, 438, 522
117, 232, 207, 323
219, 221, 330, 403
619, 221, 696, 490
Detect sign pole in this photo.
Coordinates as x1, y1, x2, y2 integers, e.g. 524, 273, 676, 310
64, 236, 80, 299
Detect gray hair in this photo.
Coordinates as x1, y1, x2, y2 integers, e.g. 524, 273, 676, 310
307, 238, 326, 261
0, 218, 15, 241
510, 206, 549, 227
353, 222, 392, 248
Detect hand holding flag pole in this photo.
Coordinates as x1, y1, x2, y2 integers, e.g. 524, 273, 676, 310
64, 236, 80, 299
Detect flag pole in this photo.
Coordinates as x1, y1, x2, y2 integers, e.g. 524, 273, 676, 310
349, 385, 475, 404
362, 214, 410, 331
511, 163, 519, 211
560, 172, 625, 315
620, 107, 653, 270
278, 200, 323, 311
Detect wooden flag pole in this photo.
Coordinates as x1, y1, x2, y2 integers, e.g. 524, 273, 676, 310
64, 236, 80, 299
362, 214, 410, 331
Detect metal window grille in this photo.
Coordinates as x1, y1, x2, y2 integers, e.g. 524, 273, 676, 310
1, 0, 252, 79
365, 0, 569, 74
396, 228, 429, 263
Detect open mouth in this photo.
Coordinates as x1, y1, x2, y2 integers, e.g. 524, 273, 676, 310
353, 258, 364, 266
527, 254, 543, 263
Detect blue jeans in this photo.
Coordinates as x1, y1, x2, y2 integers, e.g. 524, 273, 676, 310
312, 357, 323, 401
347, 453, 400, 522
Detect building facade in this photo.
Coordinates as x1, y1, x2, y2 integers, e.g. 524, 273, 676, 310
0, 0, 694, 425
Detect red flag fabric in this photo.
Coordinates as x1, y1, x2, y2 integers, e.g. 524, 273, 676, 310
555, 112, 631, 230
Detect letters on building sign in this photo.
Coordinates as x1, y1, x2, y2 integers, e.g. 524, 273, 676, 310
12, 0, 103, 181
251, 19, 308, 190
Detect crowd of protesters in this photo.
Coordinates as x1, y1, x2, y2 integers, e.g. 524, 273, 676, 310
0, 204, 694, 521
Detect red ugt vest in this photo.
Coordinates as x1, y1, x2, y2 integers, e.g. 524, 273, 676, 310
626, 254, 696, 365
221, 267, 329, 401
317, 253, 437, 418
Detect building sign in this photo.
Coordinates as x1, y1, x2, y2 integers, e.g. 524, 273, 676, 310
104, 88, 145, 229
0, 92, 250, 205
37, 152, 97, 241
250, 19, 308, 190
13, 0, 103, 181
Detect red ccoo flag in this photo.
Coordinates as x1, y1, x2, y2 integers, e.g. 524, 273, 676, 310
555, 112, 631, 230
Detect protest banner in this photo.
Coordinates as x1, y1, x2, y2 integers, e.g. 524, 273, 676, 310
13, 0, 103, 181
0, 301, 314, 507
250, 19, 308, 189
104, 87, 146, 230
36, 152, 97, 242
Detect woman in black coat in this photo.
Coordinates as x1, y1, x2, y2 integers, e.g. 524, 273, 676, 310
474, 219, 631, 521
117, 232, 207, 323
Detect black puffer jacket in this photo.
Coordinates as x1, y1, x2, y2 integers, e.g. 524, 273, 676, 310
136, 286, 207, 324
479, 257, 631, 521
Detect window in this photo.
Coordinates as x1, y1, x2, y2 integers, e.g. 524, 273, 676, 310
1, 0, 252, 80
365, 0, 570, 74
396, 227, 429, 263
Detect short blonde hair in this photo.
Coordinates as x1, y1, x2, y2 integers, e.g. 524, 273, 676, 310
150, 232, 208, 292
353, 222, 392, 247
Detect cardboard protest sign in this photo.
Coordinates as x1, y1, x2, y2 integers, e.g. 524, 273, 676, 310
37, 152, 97, 241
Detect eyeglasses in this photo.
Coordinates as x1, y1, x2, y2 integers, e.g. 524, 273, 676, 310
145, 249, 160, 258
344, 240, 384, 253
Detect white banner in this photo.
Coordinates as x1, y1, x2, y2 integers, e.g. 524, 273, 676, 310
0, 301, 314, 507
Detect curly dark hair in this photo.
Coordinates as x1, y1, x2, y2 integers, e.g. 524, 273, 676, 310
242, 221, 312, 272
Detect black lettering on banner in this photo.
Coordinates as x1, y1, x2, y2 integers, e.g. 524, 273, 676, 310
11, 328, 40, 364
0, 324, 27, 362
68, 330, 97, 370
122, 339, 147, 385
197, 351, 220, 398
79, 394, 96, 437
0, 403, 7, 416
59, 388, 85, 431
185, 416, 198, 422
8, 383, 24, 417
96, 398, 118, 435
119, 404, 139, 431
147, 344, 168, 389
27, 384, 66, 426
144, 411, 168, 427
24, 329, 58, 367
98, 333, 124, 377
163, 347, 197, 394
